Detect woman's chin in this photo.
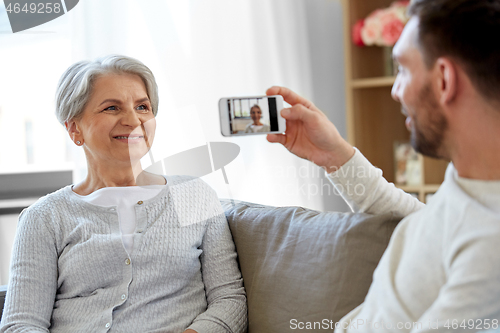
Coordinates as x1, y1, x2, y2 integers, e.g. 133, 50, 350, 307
110, 147, 151, 166
130, 150, 151, 162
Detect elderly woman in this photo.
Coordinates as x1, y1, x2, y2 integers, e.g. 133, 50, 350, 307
0, 55, 247, 333
244, 105, 270, 133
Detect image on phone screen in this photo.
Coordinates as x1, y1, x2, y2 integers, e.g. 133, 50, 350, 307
223, 96, 284, 136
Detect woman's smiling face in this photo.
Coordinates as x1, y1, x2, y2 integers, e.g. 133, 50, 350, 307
69, 73, 156, 166
250, 106, 262, 124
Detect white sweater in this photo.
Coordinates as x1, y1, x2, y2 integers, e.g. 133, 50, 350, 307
328, 149, 500, 332
0, 176, 247, 333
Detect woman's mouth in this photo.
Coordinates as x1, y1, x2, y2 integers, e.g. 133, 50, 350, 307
113, 135, 145, 143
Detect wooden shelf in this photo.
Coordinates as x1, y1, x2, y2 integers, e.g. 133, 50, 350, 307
351, 76, 396, 89
396, 184, 441, 203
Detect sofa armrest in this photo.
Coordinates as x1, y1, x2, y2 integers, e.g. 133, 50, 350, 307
0, 285, 6, 321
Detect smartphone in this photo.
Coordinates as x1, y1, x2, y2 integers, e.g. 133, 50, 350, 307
219, 95, 285, 136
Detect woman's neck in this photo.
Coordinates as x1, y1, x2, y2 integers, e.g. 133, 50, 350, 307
72, 160, 165, 196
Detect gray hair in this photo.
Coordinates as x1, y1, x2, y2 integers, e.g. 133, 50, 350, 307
55, 55, 159, 124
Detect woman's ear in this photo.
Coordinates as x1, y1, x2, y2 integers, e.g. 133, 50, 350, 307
65, 120, 83, 145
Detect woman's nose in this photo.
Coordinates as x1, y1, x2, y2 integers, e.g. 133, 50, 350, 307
121, 108, 142, 127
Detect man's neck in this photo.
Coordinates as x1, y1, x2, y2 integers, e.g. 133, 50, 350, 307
450, 106, 500, 180
453, 152, 500, 180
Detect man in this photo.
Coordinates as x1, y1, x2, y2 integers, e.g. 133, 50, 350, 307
267, 0, 500, 331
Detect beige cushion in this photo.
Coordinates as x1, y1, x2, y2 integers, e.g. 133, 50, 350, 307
221, 199, 401, 332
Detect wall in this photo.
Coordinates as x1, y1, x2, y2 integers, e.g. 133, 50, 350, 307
303, 0, 350, 212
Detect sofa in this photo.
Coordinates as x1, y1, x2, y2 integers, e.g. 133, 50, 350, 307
0, 285, 5, 322
0, 200, 401, 332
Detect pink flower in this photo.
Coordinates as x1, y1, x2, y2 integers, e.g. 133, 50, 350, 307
352, 1, 409, 47
352, 19, 365, 47
381, 18, 405, 45
378, 7, 407, 46
387, 4, 410, 23
361, 13, 383, 46
379, 9, 401, 27
367, 8, 384, 20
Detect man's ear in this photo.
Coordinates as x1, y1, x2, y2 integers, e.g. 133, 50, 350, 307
65, 119, 82, 143
435, 57, 458, 106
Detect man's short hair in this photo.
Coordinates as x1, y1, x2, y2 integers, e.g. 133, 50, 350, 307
408, 0, 500, 103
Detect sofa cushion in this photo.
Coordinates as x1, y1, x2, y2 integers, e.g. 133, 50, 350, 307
221, 199, 401, 332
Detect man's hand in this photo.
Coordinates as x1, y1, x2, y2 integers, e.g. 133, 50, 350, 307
266, 86, 355, 173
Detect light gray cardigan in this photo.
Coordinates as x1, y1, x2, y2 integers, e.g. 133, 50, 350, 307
0, 176, 247, 333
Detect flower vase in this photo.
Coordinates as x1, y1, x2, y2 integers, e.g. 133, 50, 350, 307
383, 46, 398, 77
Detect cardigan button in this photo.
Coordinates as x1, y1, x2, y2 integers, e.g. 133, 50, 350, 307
125, 258, 131, 265
137, 200, 143, 205
105, 323, 110, 328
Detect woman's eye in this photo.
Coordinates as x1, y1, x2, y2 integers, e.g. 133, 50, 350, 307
103, 106, 117, 111
137, 104, 149, 112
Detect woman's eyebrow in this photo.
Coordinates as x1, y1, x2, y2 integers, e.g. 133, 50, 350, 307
99, 98, 122, 106
98, 97, 150, 107
135, 97, 150, 104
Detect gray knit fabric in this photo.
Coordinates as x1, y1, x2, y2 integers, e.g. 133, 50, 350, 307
0, 176, 247, 333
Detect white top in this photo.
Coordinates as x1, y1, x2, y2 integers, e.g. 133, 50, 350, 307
244, 123, 270, 133
71, 182, 166, 254
328, 149, 500, 332
249, 125, 263, 132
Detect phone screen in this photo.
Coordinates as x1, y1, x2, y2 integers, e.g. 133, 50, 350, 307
225, 97, 279, 135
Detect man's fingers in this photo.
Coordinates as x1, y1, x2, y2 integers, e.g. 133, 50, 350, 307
267, 133, 286, 145
281, 104, 319, 124
266, 86, 281, 97
266, 86, 315, 109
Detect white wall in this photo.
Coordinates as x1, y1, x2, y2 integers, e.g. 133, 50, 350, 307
302, 0, 350, 212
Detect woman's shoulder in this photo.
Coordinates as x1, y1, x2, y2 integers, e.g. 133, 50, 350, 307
23, 185, 73, 217
14, 186, 75, 236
